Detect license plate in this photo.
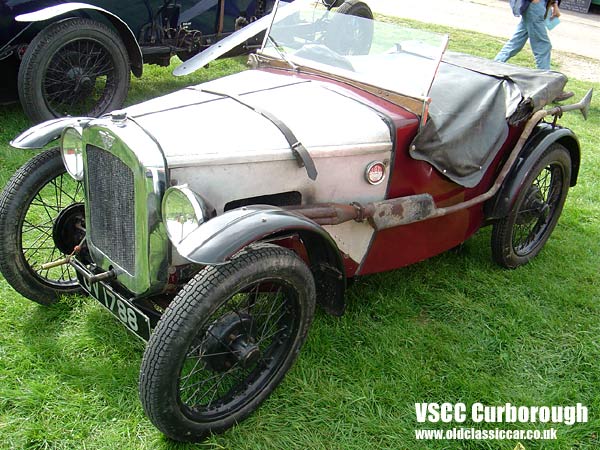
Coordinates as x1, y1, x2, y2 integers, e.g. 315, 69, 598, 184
76, 269, 152, 342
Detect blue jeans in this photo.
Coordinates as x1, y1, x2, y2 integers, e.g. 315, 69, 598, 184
495, 2, 552, 70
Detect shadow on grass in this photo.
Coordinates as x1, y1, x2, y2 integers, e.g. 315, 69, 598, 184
20, 297, 82, 338
20, 295, 143, 392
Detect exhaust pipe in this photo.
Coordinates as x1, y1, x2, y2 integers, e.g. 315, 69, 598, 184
549, 89, 593, 120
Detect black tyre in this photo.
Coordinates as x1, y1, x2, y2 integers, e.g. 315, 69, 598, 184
140, 244, 316, 442
491, 144, 571, 268
326, 0, 374, 55
18, 18, 130, 123
0, 148, 85, 305
337, 0, 374, 18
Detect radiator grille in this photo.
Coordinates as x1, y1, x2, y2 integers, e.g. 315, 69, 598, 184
86, 145, 136, 275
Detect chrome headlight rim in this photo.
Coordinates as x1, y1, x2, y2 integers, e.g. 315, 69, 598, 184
162, 185, 212, 245
60, 126, 84, 181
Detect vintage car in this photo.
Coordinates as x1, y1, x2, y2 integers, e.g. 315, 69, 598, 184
0, 0, 366, 122
0, 0, 592, 442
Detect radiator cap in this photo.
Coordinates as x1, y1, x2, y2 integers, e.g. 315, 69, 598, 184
110, 110, 128, 124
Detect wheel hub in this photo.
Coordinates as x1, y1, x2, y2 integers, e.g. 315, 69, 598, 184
203, 312, 260, 372
77, 76, 93, 91
516, 186, 547, 225
66, 66, 81, 78
52, 202, 85, 255
66, 66, 94, 98
66, 67, 85, 86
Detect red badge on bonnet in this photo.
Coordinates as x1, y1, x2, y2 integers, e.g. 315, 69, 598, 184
366, 161, 386, 185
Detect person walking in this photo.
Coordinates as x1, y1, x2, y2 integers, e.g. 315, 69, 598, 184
495, 0, 573, 101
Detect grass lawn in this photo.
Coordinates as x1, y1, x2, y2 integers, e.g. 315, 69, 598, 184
0, 14, 599, 450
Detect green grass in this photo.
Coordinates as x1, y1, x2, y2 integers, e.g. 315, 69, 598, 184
1, 15, 599, 450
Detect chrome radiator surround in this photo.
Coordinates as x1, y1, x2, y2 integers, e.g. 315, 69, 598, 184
82, 119, 169, 296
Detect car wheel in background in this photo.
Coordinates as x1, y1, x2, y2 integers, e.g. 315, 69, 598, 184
139, 244, 316, 442
0, 148, 85, 304
323, 0, 345, 7
326, 0, 374, 55
18, 18, 130, 123
491, 144, 572, 268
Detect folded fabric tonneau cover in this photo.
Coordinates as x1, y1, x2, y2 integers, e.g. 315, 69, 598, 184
411, 52, 567, 188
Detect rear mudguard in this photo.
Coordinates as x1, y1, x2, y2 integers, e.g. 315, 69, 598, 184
487, 122, 580, 220
15, 3, 143, 77
176, 205, 348, 316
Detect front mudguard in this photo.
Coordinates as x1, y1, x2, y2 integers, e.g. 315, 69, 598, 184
176, 205, 339, 265
486, 122, 580, 221
10, 117, 92, 149
176, 205, 348, 316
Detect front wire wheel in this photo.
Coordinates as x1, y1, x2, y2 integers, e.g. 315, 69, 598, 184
0, 148, 85, 304
491, 144, 572, 268
140, 244, 316, 442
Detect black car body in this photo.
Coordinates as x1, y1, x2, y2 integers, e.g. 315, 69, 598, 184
0, 0, 287, 119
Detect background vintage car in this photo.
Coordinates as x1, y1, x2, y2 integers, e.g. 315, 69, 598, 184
1, 0, 363, 122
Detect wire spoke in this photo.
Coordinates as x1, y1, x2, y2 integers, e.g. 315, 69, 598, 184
23, 217, 54, 233
512, 161, 565, 254
19, 162, 82, 287
43, 39, 116, 116
177, 279, 299, 415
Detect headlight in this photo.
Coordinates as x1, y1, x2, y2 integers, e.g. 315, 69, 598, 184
162, 186, 212, 245
60, 127, 84, 180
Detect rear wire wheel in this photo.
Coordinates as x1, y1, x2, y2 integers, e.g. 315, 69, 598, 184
139, 244, 316, 442
0, 148, 84, 304
491, 144, 572, 268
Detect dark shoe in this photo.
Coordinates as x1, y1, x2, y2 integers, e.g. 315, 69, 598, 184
554, 91, 574, 102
